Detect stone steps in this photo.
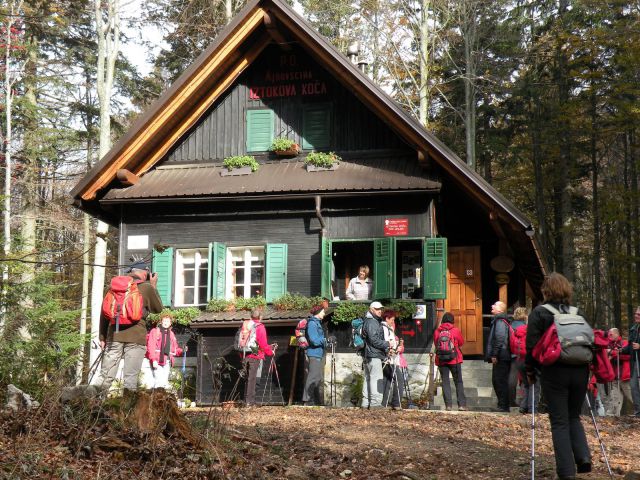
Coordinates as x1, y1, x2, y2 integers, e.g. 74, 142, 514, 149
431, 360, 498, 411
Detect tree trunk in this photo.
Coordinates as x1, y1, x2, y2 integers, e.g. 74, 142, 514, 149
462, 1, 477, 169
90, 0, 120, 374
590, 86, 601, 326
624, 131, 634, 322
418, 0, 430, 127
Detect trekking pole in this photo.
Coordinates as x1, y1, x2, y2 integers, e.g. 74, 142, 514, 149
261, 356, 274, 404
530, 383, 535, 480
401, 367, 415, 407
330, 341, 337, 407
179, 346, 187, 403
391, 363, 401, 409
584, 393, 614, 478
86, 342, 106, 385
270, 345, 286, 406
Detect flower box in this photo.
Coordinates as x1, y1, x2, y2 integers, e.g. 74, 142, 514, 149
274, 144, 301, 157
306, 163, 339, 172
220, 166, 253, 176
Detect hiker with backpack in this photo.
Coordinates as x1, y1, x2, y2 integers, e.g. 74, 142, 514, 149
525, 272, 592, 480
146, 313, 184, 389
509, 307, 539, 414
603, 327, 632, 416
434, 312, 467, 411
362, 301, 392, 409
98, 260, 163, 393
303, 305, 327, 406
485, 300, 512, 412
236, 309, 274, 406
620, 306, 640, 417
381, 310, 404, 409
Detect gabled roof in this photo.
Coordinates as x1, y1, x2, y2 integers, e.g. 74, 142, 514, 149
70, 0, 546, 288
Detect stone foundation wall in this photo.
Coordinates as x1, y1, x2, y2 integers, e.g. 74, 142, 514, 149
322, 353, 433, 406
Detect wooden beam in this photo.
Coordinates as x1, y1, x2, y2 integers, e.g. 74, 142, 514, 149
264, 11, 292, 51
81, 6, 266, 201
116, 169, 139, 186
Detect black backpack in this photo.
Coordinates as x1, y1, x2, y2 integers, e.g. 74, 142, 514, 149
436, 328, 456, 362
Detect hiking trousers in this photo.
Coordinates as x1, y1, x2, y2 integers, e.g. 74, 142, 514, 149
99, 341, 146, 391
382, 362, 403, 408
630, 359, 640, 415
304, 355, 324, 406
363, 357, 385, 408
541, 363, 591, 478
492, 359, 511, 410
439, 363, 466, 408
243, 357, 261, 405
150, 362, 171, 389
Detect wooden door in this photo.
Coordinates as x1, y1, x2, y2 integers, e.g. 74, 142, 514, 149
444, 247, 483, 355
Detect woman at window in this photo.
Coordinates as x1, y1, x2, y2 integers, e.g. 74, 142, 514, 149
346, 265, 373, 300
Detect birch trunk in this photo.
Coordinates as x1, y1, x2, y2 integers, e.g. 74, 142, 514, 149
418, 0, 430, 127
89, 0, 120, 374
462, 1, 477, 169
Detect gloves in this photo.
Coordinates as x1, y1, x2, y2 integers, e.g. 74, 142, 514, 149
152, 360, 159, 369
525, 367, 537, 385
326, 335, 337, 345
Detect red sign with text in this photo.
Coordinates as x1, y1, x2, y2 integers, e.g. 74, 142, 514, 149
384, 218, 409, 236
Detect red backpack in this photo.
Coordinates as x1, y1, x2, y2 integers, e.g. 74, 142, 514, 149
591, 329, 615, 383
101, 276, 145, 331
436, 328, 457, 363
294, 318, 309, 349
509, 324, 527, 361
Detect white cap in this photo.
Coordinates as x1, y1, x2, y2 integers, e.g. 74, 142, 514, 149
370, 301, 384, 309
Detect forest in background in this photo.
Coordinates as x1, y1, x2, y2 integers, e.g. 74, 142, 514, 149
1, 0, 640, 395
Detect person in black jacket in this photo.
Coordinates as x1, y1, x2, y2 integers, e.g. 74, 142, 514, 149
361, 301, 391, 408
525, 273, 591, 480
620, 306, 640, 416
485, 300, 512, 412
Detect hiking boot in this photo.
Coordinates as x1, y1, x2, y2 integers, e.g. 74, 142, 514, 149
519, 407, 528, 414
576, 460, 591, 473
445, 406, 452, 411
458, 406, 467, 411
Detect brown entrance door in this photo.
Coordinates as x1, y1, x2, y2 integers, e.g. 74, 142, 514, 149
444, 246, 483, 355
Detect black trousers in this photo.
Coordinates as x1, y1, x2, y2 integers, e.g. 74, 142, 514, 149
541, 363, 591, 478
439, 363, 467, 408
492, 359, 511, 410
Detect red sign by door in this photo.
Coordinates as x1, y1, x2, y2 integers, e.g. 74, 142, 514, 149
384, 218, 409, 236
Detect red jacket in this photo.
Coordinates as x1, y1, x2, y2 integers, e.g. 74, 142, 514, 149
246, 321, 274, 360
609, 338, 631, 381
433, 323, 464, 366
146, 327, 183, 366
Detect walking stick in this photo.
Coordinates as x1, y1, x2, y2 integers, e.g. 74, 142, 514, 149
179, 346, 187, 403
584, 393, 614, 478
288, 346, 299, 406
329, 341, 337, 407
530, 383, 535, 480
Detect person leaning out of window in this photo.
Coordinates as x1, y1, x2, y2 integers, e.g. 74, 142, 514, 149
346, 265, 373, 300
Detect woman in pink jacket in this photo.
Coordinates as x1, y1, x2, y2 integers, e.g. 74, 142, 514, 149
434, 312, 466, 411
147, 313, 183, 389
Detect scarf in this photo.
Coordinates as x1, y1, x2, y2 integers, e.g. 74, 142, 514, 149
159, 326, 171, 364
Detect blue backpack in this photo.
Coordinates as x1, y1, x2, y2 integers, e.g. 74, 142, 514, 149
350, 318, 366, 353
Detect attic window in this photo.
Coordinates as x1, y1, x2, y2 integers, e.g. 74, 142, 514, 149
302, 103, 331, 150
246, 109, 274, 152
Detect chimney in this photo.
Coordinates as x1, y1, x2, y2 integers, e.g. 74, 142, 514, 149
357, 60, 369, 74
347, 42, 359, 64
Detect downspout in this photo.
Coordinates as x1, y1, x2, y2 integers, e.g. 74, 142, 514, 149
315, 195, 326, 234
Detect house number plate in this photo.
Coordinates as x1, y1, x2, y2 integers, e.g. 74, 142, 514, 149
466, 269, 473, 277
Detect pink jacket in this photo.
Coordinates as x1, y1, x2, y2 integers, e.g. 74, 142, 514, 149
246, 321, 274, 360
433, 322, 465, 366
146, 327, 183, 366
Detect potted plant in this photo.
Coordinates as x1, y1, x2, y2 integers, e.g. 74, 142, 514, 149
305, 151, 341, 171
221, 155, 260, 176
269, 138, 300, 157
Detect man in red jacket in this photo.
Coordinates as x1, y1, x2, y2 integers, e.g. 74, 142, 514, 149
602, 328, 632, 416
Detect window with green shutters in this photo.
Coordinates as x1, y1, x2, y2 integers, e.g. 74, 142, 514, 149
302, 104, 331, 150
423, 237, 447, 299
321, 237, 332, 299
246, 109, 274, 152
208, 242, 226, 300
265, 244, 288, 302
152, 247, 173, 307
373, 238, 395, 299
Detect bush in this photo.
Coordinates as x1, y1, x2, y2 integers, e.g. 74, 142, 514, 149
222, 155, 259, 172
387, 300, 418, 320
147, 307, 200, 327
304, 151, 341, 168
330, 302, 369, 324
206, 298, 233, 312
272, 292, 323, 311
234, 296, 266, 311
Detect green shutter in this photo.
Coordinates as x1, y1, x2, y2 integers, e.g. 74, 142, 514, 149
152, 247, 173, 306
423, 237, 447, 299
211, 242, 226, 299
246, 109, 274, 152
265, 244, 288, 302
373, 238, 395, 299
302, 104, 331, 150
321, 237, 332, 299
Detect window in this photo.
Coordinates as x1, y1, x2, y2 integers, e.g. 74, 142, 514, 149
302, 104, 331, 150
227, 247, 265, 299
246, 109, 274, 152
175, 248, 209, 306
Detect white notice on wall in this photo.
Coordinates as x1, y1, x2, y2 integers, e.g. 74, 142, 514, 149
413, 304, 427, 320
127, 235, 149, 250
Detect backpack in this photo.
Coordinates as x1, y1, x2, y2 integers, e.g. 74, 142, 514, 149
532, 304, 594, 366
101, 276, 145, 332
436, 328, 457, 363
295, 318, 309, 349
591, 329, 615, 383
234, 319, 258, 354
350, 318, 366, 353
509, 324, 527, 361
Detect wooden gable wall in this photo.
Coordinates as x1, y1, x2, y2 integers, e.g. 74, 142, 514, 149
163, 44, 412, 164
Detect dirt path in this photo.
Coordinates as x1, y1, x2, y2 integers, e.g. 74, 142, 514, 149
220, 407, 640, 479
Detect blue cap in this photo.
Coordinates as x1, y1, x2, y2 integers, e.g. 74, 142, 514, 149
126, 260, 149, 273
